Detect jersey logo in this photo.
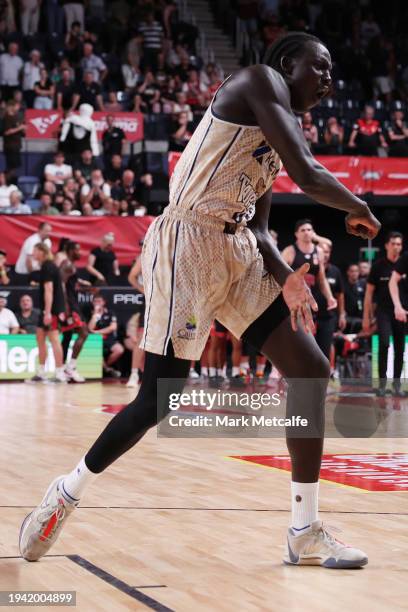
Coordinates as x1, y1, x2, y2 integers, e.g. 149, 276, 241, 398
253, 140, 281, 178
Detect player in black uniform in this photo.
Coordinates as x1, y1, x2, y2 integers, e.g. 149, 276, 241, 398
363, 232, 406, 396
60, 241, 90, 383
343, 263, 366, 333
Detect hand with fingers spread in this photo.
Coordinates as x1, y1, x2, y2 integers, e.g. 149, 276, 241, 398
345, 205, 381, 240
282, 263, 318, 333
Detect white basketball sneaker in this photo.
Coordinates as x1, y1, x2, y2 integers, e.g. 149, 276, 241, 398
19, 476, 77, 562
126, 371, 139, 388
65, 366, 85, 383
284, 520, 368, 568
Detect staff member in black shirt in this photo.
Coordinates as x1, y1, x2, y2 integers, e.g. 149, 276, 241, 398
26, 243, 67, 384
86, 232, 120, 285
102, 115, 125, 169
363, 232, 405, 396
344, 263, 366, 332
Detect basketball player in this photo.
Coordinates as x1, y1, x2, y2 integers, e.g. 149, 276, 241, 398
60, 241, 90, 383
20, 33, 380, 568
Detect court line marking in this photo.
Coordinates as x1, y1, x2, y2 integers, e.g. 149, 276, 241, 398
2, 507, 408, 515
66, 554, 174, 612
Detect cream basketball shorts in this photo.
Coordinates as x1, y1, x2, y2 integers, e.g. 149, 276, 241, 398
140, 206, 284, 360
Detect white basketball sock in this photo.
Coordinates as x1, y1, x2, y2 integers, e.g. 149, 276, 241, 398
61, 456, 98, 503
291, 481, 319, 533
209, 367, 216, 377
232, 366, 240, 376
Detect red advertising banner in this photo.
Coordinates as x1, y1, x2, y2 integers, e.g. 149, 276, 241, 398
168, 152, 408, 196
25, 110, 144, 142
0, 215, 154, 265
230, 453, 408, 491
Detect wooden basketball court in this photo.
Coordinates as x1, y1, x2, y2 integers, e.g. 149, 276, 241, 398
1, 381, 408, 611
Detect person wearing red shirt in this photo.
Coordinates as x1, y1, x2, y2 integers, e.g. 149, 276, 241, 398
348, 105, 388, 155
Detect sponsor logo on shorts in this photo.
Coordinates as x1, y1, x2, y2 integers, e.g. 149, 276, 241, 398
177, 316, 197, 340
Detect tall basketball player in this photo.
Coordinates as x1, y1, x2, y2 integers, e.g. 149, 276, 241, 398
20, 33, 380, 568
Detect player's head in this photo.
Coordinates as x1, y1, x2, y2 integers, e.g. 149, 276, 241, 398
294, 219, 314, 242
264, 32, 332, 113
347, 263, 360, 283
385, 231, 403, 258
38, 222, 52, 240
321, 242, 332, 264
358, 261, 370, 278
66, 240, 81, 261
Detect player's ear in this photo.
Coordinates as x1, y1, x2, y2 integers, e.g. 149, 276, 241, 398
280, 55, 295, 78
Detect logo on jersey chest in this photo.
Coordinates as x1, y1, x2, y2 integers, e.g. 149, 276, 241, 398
252, 140, 280, 178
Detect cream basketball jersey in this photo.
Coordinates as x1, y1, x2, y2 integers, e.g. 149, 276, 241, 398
169, 98, 282, 224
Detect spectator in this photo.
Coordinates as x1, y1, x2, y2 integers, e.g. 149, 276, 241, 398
45, 151, 73, 186
111, 168, 150, 215
0, 172, 17, 209
20, 0, 41, 35
38, 192, 60, 215
86, 232, 120, 285
302, 112, 319, 150
89, 196, 118, 216
172, 91, 193, 121
169, 110, 193, 152
60, 105, 99, 162
0, 295, 18, 334
324, 116, 344, 154
64, 19, 84, 63
387, 110, 408, 157
105, 154, 123, 185
17, 294, 40, 333
56, 68, 75, 111
72, 70, 104, 111
102, 115, 125, 167
80, 42, 107, 83
0, 42, 23, 101
348, 105, 388, 156
26, 242, 66, 383
199, 62, 223, 91
138, 10, 164, 72
135, 71, 161, 113
22, 49, 43, 108
343, 263, 365, 333
105, 91, 122, 113
62, 198, 81, 215
1, 190, 31, 214
73, 149, 99, 182
121, 57, 143, 92
33, 68, 55, 110
0, 248, 10, 284
359, 261, 371, 281
80, 168, 111, 212
88, 293, 124, 377
43, 180, 57, 198
63, 177, 80, 205
3, 101, 26, 177
15, 221, 52, 275
61, 0, 85, 32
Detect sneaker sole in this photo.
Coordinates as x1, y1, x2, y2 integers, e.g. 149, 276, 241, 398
283, 555, 368, 568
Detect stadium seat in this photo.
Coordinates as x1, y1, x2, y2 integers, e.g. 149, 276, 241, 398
17, 176, 40, 200
26, 199, 41, 212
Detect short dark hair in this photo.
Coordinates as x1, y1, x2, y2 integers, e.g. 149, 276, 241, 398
295, 218, 313, 232
386, 231, 403, 243
66, 240, 79, 253
263, 32, 324, 74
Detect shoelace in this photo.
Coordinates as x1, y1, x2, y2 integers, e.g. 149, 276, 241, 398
318, 524, 346, 548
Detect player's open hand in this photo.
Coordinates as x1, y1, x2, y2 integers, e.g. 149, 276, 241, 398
395, 305, 408, 323
282, 263, 318, 333
345, 206, 381, 240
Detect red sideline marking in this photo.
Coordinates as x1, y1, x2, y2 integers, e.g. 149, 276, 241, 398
230, 453, 408, 491
101, 404, 127, 414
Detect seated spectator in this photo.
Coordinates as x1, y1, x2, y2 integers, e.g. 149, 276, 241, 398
56, 68, 75, 111
121, 56, 143, 92
102, 115, 125, 167
343, 263, 366, 333
105, 92, 123, 113
74, 149, 99, 183
33, 68, 55, 110
80, 42, 108, 83
182, 69, 207, 106
80, 169, 111, 212
0, 249, 10, 285
111, 169, 150, 215
17, 294, 40, 333
63, 177, 80, 206
72, 70, 104, 111
105, 154, 124, 185
88, 197, 118, 216
86, 232, 120, 285
38, 192, 60, 215
43, 180, 57, 198
88, 293, 124, 377
22, 49, 43, 109
15, 221, 52, 275
302, 112, 318, 150
44, 151, 73, 187
169, 111, 193, 152
135, 71, 161, 113
387, 110, 408, 157
62, 198, 81, 215
172, 91, 193, 121
348, 105, 388, 155
324, 117, 344, 154
199, 62, 223, 91
0, 172, 17, 210
0, 296, 18, 334
1, 190, 31, 214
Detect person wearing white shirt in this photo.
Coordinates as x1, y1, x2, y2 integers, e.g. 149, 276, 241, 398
44, 151, 73, 186
80, 43, 107, 83
22, 49, 43, 108
0, 296, 19, 334
15, 221, 52, 274
0, 172, 17, 209
0, 42, 24, 100
1, 190, 31, 215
